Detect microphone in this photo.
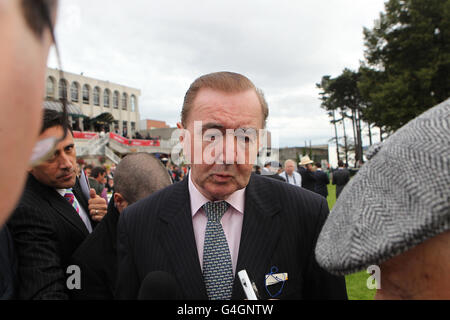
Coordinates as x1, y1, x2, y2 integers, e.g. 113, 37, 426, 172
138, 271, 179, 300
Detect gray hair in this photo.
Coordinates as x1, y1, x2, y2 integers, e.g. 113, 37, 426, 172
113, 153, 172, 204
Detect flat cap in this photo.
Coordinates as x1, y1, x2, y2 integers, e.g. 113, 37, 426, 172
315, 98, 450, 275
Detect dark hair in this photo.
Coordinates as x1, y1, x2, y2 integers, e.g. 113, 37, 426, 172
20, 0, 57, 39
91, 166, 106, 179
84, 164, 93, 170
41, 109, 72, 134
315, 162, 322, 168
114, 153, 172, 204
338, 160, 345, 167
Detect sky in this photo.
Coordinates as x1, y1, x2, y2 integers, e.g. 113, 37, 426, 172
48, 0, 387, 160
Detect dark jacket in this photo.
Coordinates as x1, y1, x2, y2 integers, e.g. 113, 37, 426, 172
70, 198, 119, 300
298, 167, 317, 192
8, 174, 95, 299
116, 173, 347, 300
263, 174, 286, 182
0, 226, 17, 300
332, 168, 350, 198
314, 170, 330, 198
88, 177, 104, 196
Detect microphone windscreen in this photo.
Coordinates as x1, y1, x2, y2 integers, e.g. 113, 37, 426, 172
138, 271, 179, 300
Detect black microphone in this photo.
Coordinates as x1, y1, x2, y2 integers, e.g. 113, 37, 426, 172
138, 271, 179, 300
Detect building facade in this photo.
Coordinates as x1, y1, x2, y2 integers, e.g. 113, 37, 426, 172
45, 67, 141, 137
139, 119, 170, 130
278, 145, 329, 167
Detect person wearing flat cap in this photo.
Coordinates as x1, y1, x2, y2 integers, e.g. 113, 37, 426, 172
315, 98, 450, 299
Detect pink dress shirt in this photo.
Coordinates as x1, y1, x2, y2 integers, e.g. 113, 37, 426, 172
188, 173, 245, 275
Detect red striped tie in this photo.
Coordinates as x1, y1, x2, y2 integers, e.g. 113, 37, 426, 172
64, 189, 80, 214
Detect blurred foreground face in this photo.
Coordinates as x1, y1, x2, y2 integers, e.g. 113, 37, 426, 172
182, 88, 263, 201
0, 0, 56, 226
30, 127, 77, 190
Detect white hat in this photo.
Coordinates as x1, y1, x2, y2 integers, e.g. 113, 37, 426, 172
299, 155, 313, 166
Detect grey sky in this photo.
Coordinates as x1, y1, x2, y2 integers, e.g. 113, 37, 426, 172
48, 0, 386, 151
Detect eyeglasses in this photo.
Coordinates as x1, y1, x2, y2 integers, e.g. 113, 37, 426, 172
29, 0, 69, 166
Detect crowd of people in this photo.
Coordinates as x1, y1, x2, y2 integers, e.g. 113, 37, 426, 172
73, 124, 162, 142
0, 0, 448, 301
255, 157, 350, 200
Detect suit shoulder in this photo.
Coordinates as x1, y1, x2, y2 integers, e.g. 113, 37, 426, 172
120, 181, 185, 223
251, 173, 326, 205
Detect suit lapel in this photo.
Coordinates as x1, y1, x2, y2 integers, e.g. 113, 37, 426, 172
157, 179, 207, 299
28, 175, 89, 237
232, 174, 281, 299
72, 179, 89, 213
72, 179, 98, 229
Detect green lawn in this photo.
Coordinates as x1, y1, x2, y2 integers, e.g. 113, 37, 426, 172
326, 183, 376, 300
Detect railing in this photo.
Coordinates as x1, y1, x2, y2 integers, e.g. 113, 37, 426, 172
105, 146, 121, 164
76, 134, 109, 156
73, 130, 173, 159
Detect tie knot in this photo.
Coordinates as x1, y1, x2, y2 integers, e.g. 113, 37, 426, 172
202, 201, 229, 222
64, 189, 75, 202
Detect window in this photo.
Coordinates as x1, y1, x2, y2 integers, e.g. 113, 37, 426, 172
46, 77, 55, 98
103, 89, 110, 107
93, 87, 100, 106
131, 122, 136, 134
121, 93, 128, 110
71, 82, 79, 102
113, 91, 119, 109
58, 79, 67, 100
131, 95, 137, 112
82, 84, 90, 104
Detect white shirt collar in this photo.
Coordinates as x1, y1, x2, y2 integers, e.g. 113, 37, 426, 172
56, 188, 68, 197
188, 172, 245, 217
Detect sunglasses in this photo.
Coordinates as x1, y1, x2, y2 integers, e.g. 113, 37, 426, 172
29, 0, 69, 167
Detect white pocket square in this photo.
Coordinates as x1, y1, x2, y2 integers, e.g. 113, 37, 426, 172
265, 272, 288, 286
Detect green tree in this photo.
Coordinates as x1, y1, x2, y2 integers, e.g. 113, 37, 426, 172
317, 70, 365, 166
359, 0, 450, 132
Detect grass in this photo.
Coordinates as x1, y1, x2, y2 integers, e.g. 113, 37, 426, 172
326, 183, 376, 300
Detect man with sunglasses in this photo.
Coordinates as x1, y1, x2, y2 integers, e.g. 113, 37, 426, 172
7, 109, 107, 299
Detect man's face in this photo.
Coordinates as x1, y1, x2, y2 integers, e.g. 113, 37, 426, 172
0, 1, 57, 225
285, 161, 295, 175
30, 127, 77, 189
96, 172, 106, 184
180, 88, 264, 200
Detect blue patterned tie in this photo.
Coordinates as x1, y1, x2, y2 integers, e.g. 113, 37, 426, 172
202, 201, 234, 300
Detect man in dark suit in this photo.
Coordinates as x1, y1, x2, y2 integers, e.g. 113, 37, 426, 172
70, 153, 172, 299
298, 156, 317, 192
116, 72, 347, 300
8, 109, 107, 299
332, 160, 350, 199
314, 162, 330, 199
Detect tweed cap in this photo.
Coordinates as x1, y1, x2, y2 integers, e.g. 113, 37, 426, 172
315, 98, 450, 276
